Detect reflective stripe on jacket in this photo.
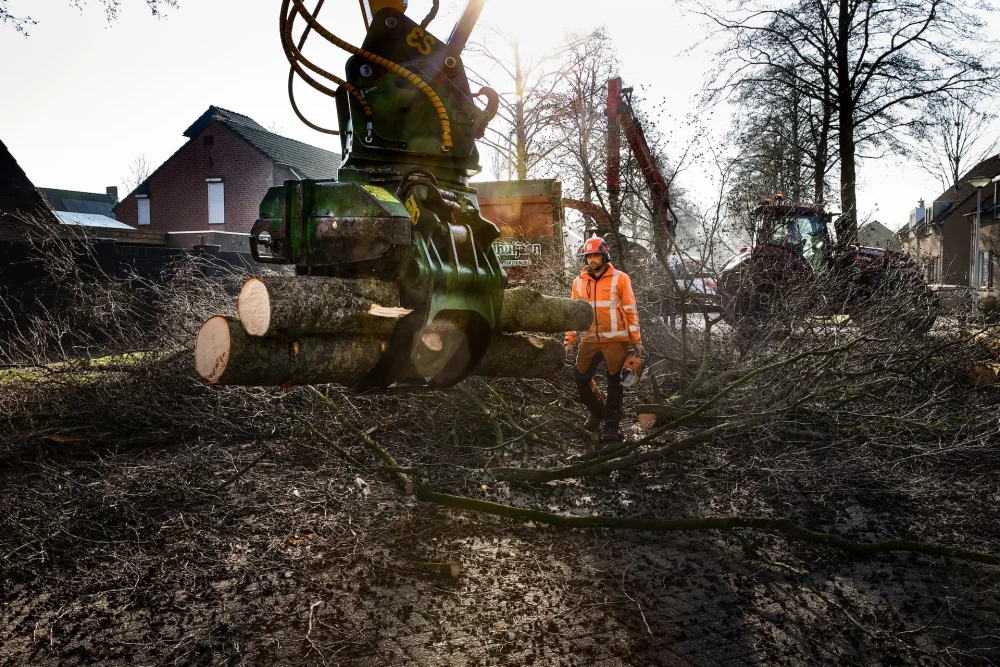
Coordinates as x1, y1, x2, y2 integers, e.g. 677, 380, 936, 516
564, 262, 641, 345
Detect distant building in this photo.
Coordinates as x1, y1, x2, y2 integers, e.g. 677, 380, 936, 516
857, 220, 900, 252
898, 154, 1000, 292
114, 106, 342, 242
0, 138, 133, 233
40, 187, 134, 231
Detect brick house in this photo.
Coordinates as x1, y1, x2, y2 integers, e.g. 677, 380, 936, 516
114, 107, 341, 240
897, 154, 1000, 294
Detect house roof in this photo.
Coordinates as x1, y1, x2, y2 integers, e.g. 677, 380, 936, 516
114, 106, 342, 211
929, 153, 1000, 224
857, 220, 900, 251
54, 211, 135, 230
185, 105, 340, 179
183, 106, 267, 138
39, 188, 117, 217
224, 121, 341, 180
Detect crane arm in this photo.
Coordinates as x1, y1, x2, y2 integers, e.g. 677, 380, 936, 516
606, 77, 673, 235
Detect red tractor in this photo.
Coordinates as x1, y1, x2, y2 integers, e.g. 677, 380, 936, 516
718, 199, 937, 335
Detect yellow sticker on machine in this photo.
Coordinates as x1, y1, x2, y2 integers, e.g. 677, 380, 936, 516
362, 185, 400, 203
405, 195, 420, 225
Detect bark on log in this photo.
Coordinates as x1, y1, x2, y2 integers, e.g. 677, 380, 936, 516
195, 316, 385, 386
498, 287, 593, 333
196, 317, 564, 386
474, 334, 564, 378
238, 278, 590, 337
238, 276, 407, 338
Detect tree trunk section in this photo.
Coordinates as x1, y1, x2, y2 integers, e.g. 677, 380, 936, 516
835, 1, 858, 242
195, 316, 385, 387
514, 43, 528, 181
474, 334, 564, 378
837, 115, 859, 243
196, 317, 565, 386
498, 287, 593, 333
239, 279, 590, 337
238, 276, 405, 338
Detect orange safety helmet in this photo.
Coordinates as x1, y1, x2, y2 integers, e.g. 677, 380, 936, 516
580, 236, 609, 258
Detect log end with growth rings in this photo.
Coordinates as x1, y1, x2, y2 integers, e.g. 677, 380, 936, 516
238, 278, 272, 337
195, 315, 232, 385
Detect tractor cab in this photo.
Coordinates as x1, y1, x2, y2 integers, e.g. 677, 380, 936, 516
751, 199, 835, 273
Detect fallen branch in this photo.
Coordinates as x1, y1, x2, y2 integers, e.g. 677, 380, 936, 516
308, 386, 414, 493
416, 489, 1000, 567
492, 420, 746, 483
298, 416, 369, 471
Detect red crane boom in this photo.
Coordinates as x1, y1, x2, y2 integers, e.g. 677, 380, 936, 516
606, 77, 672, 236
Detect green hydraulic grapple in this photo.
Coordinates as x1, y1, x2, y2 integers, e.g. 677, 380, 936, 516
252, 0, 506, 390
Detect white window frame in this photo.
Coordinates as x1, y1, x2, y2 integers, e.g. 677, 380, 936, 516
137, 195, 150, 226
207, 178, 225, 225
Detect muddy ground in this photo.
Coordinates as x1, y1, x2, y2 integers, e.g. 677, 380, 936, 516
2, 359, 999, 666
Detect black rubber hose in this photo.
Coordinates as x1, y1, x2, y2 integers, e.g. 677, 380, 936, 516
420, 0, 440, 28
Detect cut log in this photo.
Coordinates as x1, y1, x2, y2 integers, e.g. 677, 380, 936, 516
238, 276, 406, 338
968, 360, 1000, 388
973, 329, 1000, 360
637, 413, 659, 430
195, 316, 385, 386
196, 317, 564, 387
238, 278, 591, 337
498, 287, 594, 333
474, 334, 564, 378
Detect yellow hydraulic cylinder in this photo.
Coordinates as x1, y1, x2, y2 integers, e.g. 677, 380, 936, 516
359, 0, 407, 27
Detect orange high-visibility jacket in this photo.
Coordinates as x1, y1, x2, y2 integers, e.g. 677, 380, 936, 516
564, 263, 641, 345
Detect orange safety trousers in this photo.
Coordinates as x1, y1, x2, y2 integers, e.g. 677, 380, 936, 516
574, 340, 630, 422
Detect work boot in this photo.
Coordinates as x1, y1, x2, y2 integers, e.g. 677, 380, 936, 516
584, 399, 605, 432
600, 420, 623, 443
601, 409, 623, 443
584, 411, 603, 432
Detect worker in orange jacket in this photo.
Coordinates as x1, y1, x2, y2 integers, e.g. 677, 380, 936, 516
564, 236, 643, 441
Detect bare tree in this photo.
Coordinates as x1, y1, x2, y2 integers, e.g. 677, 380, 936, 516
726, 60, 839, 213
701, 0, 999, 241
1, 0, 178, 35
542, 28, 620, 221
467, 28, 579, 180
121, 153, 152, 197
914, 96, 1000, 193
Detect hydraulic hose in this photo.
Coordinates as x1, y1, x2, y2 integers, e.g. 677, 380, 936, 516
420, 0, 439, 28
288, 0, 453, 152
286, 0, 338, 135
280, 0, 374, 139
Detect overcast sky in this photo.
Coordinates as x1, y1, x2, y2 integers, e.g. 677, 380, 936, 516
2, 0, 994, 230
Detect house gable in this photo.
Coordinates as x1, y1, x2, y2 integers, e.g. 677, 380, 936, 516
115, 121, 274, 234
113, 107, 342, 239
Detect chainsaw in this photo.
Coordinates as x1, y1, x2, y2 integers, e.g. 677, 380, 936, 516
621, 354, 645, 389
